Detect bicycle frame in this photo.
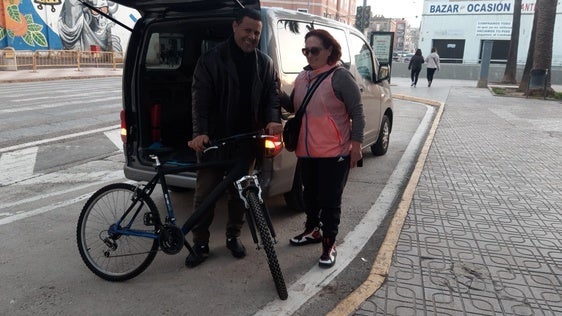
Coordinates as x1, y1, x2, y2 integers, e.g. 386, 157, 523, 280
110, 134, 278, 250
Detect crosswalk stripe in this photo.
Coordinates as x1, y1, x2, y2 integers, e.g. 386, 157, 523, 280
0, 147, 39, 186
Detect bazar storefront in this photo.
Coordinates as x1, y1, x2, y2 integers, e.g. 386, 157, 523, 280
419, 0, 562, 65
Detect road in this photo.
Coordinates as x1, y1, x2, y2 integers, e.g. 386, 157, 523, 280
0, 77, 432, 315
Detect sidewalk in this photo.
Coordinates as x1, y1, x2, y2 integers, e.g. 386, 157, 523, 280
0, 67, 122, 83
336, 77, 562, 315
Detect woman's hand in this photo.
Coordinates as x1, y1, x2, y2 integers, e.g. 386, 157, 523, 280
350, 141, 363, 168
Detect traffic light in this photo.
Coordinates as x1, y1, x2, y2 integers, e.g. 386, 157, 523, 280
355, 6, 364, 30
355, 6, 371, 31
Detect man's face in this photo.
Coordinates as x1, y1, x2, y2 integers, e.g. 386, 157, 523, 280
232, 17, 262, 53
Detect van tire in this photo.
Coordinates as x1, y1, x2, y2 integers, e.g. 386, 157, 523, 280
283, 160, 305, 212
371, 115, 390, 156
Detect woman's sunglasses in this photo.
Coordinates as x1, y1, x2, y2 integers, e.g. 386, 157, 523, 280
302, 47, 323, 56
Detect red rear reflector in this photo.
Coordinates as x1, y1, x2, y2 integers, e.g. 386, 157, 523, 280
264, 134, 283, 158
120, 110, 127, 143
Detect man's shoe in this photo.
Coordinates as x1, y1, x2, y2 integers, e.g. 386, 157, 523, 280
319, 237, 336, 268
226, 237, 246, 258
185, 243, 209, 268
290, 226, 322, 246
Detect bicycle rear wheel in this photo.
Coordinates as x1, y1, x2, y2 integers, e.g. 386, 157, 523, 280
77, 183, 159, 281
246, 190, 288, 300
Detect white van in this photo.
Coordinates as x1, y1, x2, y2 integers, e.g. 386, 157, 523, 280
114, 0, 394, 210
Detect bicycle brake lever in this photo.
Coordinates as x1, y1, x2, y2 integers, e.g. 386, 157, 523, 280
203, 145, 219, 153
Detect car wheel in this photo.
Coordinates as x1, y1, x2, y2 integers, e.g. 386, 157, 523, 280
283, 160, 305, 212
371, 115, 390, 156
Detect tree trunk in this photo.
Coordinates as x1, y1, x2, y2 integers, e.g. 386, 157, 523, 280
502, 0, 522, 84
519, 4, 538, 91
532, 0, 557, 93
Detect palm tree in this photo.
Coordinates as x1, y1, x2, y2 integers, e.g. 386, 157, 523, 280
520, 0, 557, 96
502, 0, 521, 84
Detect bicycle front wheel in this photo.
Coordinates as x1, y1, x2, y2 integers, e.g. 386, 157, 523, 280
246, 190, 288, 300
77, 183, 159, 281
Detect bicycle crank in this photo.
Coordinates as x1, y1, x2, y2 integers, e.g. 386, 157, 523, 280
159, 224, 184, 255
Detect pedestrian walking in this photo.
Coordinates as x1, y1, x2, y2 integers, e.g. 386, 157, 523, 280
425, 47, 440, 87
408, 49, 424, 87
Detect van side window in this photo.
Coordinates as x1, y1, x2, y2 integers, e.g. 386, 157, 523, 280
348, 34, 374, 82
145, 33, 184, 69
276, 20, 313, 74
314, 25, 350, 66
276, 21, 350, 73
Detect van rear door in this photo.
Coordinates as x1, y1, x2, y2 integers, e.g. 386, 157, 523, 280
110, 0, 260, 16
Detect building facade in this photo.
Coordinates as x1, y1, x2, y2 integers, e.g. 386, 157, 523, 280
0, 0, 138, 52
419, 0, 562, 65
261, 0, 357, 25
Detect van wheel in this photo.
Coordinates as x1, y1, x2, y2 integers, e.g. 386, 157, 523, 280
371, 115, 390, 156
283, 160, 305, 212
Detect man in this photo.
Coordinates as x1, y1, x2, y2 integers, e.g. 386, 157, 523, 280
186, 8, 283, 267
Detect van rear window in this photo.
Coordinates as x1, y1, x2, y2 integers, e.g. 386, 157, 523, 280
145, 33, 184, 69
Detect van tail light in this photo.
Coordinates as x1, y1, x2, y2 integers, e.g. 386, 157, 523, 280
150, 104, 161, 141
120, 110, 127, 143
264, 134, 283, 158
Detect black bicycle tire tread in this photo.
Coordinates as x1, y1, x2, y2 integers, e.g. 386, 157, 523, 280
77, 183, 159, 282
247, 191, 288, 300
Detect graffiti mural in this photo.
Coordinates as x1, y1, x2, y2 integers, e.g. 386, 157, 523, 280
0, 0, 138, 51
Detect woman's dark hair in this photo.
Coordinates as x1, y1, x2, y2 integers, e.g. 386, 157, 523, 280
415, 49, 422, 56
305, 29, 342, 65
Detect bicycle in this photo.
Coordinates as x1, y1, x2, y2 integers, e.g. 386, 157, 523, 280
76, 131, 288, 300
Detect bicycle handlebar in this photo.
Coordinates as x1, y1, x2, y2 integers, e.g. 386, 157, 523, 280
203, 131, 274, 154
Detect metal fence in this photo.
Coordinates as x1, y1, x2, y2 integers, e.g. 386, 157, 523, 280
0, 48, 124, 71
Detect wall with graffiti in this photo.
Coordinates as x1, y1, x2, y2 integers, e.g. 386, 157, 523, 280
0, 0, 139, 51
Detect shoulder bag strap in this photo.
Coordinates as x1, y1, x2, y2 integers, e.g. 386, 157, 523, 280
294, 66, 339, 119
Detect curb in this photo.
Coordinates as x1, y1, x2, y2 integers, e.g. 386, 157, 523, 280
327, 94, 445, 316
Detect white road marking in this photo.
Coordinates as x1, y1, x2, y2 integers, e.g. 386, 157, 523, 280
104, 129, 123, 151
0, 97, 120, 114
0, 125, 119, 153
0, 170, 126, 226
255, 104, 435, 315
0, 147, 40, 186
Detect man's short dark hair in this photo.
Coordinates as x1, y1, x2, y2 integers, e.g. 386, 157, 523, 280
235, 8, 261, 24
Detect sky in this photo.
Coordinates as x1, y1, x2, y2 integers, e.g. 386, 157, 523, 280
365, 0, 425, 26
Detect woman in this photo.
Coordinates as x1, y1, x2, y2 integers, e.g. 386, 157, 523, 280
408, 49, 424, 87
425, 47, 440, 87
287, 29, 365, 268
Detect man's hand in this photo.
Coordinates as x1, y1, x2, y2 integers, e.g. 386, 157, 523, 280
188, 135, 210, 152
265, 122, 283, 135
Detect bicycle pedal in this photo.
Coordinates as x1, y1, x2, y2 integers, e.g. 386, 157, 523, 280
143, 212, 156, 226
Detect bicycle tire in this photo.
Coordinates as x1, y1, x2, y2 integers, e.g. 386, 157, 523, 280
246, 191, 288, 300
77, 183, 159, 281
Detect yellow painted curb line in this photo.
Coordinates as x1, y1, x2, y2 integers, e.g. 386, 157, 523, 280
327, 95, 445, 316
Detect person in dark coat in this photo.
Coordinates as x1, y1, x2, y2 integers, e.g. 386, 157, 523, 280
408, 49, 424, 87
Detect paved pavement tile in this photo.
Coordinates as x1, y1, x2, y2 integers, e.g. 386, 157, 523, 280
355, 84, 562, 315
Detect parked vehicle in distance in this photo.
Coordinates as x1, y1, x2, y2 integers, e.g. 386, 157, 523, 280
401, 53, 415, 63
114, 0, 394, 210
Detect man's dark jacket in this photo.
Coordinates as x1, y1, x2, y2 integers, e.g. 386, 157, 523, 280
191, 38, 281, 139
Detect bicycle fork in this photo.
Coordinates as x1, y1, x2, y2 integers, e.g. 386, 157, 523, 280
234, 174, 278, 247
